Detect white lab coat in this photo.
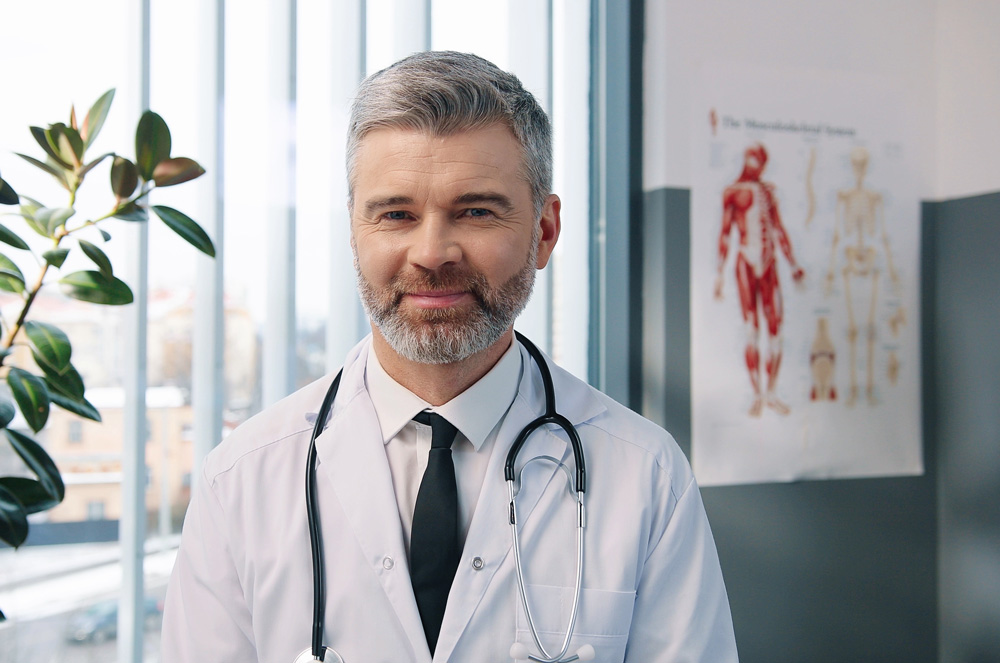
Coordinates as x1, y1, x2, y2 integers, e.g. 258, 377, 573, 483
162, 337, 737, 662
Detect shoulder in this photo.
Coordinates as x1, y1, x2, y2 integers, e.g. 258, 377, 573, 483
588, 388, 694, 489
722, 183, 742, 201
200, 374, 335, 484
548, 362, 694, 492
201, 336, 372, 484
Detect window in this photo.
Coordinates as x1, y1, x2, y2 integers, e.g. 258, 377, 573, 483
0, 3, 593, 661
86, 500, 106, 521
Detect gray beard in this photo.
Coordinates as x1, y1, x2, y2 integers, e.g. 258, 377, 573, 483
354, 243, 538, 365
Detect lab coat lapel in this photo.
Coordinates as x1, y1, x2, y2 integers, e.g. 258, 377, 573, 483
435, 342, 606, 660
313, 344, 429, 662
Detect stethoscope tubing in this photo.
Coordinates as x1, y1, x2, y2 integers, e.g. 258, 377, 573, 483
303, 333, 587, 662
306, 371, 341, 659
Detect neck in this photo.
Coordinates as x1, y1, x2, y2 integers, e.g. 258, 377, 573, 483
370, 329, 514, 406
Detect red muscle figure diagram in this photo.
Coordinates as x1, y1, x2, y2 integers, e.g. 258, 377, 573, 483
714, 143, 805, 417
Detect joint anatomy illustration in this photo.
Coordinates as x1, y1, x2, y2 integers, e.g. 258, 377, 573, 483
825, 147, 903, 406
715, 143, 806, 417
810, 316, 837, 401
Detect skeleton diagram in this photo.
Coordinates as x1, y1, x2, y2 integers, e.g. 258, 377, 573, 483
715, 143, 805, 417
825, 147, 900, 406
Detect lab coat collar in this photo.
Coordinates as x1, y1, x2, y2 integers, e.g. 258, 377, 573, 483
364, 338, 522, 451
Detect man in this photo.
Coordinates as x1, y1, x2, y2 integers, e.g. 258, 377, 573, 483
714, 142, 805, 417
163, 51, 737, 662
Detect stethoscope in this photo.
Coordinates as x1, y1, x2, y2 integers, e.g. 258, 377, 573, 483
293, 332, 593, 663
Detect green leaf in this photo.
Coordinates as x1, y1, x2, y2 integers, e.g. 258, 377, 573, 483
113, 201, 148, 223
7, 368, 50, 432
152, 157, 205, 187
100, 228, 112, 242
18, 197, 51, 237
5, 429, 64, 502
111, 156, 139, 199
45, 385, 101, 422
42, 248, 70, 268
0, 253, 25, 293
79, 152, 113, 180
30, 126, 72, 169
46, 123, 80, 168
152, 205, 215, 257
135, 111, 171, 180
0, 177, 17, 205
78, 239, 113, 279
59, 270, 134, 305
0, 222, 29, 250
19, 196, 42, 216
82, 89, 115, 149
34, 207, 75, 236
0, 398, 14, 428
0, 477, 60, 515
15, 153, 70, 190
60, 125, 86, 164
0, 484, 29, 549
38, 362, 85, 399
24, 321, 72, 374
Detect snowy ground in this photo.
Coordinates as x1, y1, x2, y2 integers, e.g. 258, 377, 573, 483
0, 538, 178, 663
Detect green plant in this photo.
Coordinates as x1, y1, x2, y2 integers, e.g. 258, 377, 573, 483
0, 90, 214, 605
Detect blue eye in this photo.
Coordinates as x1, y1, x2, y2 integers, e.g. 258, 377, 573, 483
467, 208, 491, 217
384, 211, 408, 220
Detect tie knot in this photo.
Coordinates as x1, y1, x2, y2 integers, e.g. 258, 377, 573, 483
413, 411, 458, 450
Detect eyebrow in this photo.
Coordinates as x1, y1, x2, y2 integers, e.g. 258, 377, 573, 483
363, 192, 517, 216
452, 192, 515, 214
363, 195, 414, 216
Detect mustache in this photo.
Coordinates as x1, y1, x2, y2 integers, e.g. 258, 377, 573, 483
387, 267, 490, 305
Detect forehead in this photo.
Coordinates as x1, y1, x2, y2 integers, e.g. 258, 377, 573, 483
352, 125, 528, 199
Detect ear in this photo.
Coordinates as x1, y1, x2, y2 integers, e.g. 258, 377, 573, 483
535, 194, 561, 269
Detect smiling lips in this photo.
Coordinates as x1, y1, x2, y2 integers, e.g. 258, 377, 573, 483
403, 290, 475, 309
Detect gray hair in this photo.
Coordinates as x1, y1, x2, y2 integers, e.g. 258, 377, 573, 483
346, 51, 552, 217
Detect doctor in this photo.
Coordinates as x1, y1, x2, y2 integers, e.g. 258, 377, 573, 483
162, 51, 738, 662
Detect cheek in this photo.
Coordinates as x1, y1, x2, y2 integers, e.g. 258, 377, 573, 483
475, 242, 532, 281
354, 237, 403, 283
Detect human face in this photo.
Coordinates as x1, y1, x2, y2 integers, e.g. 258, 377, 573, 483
351, 125, 560, 365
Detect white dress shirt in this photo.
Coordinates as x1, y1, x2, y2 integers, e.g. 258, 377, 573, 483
364, 339, 522, 554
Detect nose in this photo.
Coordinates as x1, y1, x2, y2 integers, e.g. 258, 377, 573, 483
409, 216, 462, 271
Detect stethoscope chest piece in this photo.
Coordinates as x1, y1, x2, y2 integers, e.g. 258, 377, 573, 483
293, 646, 345, 663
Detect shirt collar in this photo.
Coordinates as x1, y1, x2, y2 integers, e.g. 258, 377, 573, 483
365, 339, 523, 451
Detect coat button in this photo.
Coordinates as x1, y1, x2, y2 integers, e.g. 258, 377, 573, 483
382, 556, 394, 570
471, 556, 485, 570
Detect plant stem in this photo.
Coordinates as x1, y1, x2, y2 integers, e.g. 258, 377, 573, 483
0, 257, 52, 353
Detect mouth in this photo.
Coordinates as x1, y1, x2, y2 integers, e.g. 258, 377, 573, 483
401, 290, 475, 310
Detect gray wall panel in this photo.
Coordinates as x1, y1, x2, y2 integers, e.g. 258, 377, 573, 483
930, 191, 1000, 663
643, 186, 939, 663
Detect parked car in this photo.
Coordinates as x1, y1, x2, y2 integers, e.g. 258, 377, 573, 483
65, 597, 163, 644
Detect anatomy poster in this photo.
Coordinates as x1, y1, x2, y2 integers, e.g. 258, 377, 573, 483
690, 64, 923, 486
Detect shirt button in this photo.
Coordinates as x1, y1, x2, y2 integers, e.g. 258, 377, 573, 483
471, 556, 485, 571
382, 556, 394, 570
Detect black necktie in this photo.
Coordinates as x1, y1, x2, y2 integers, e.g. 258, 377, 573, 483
410, 411, 460, 654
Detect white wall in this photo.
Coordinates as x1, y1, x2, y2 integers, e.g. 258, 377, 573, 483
934, 0, 1000, 199
644, 0, 1000, 201
644, 0, 938, 195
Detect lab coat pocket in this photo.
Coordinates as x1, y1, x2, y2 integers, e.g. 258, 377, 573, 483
514, 584, 635, 661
